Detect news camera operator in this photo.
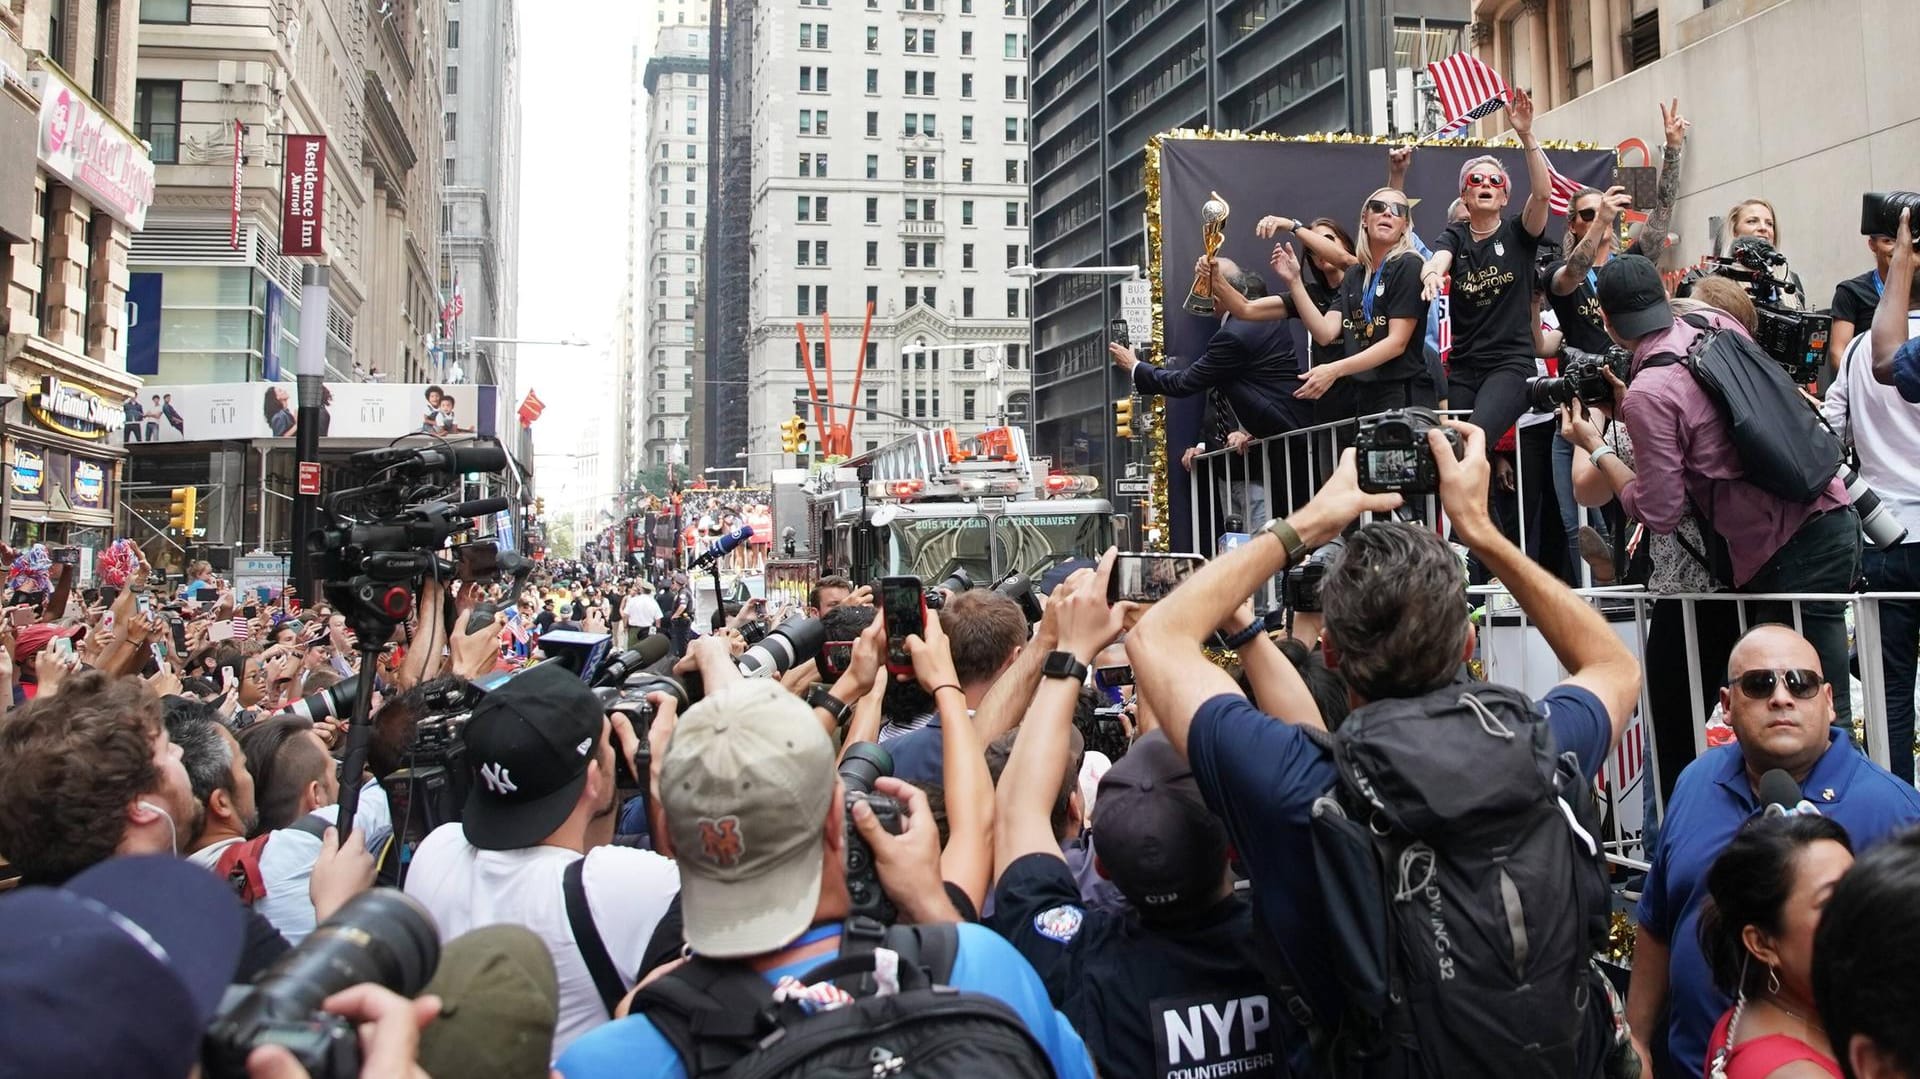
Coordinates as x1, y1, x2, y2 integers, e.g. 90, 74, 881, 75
1127, 423, 1642, 1077
1826, 203, 1920, 783
400, 661, 680, 1052
1595, 254, 1859, 732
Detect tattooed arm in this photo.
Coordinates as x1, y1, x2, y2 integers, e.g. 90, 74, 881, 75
1551, 188, 1629, 296
1631, 100, 1689, 258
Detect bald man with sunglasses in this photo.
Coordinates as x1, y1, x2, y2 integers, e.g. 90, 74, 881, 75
1627, 623, 1920, 1079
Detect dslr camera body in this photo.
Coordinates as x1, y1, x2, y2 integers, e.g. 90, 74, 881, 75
1354, 408, 1464, 496
1282, 536, 1346, 613
1528, 345, 1631, 412
838, 742, 906, 923
1677, 238, 1830, 382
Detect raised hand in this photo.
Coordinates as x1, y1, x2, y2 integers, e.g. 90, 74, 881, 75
1659, 98, 1690, 149
1270, 242, 1302, 283
1255, 215, 1295, 240
1507, 87, 1535, 137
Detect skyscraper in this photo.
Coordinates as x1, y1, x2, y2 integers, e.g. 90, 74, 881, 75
639, 24, 710, 479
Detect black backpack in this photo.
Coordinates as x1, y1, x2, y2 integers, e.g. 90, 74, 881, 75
630, 919, 1059, 1079
1298, 682, 1620, 1078
1641, 313, 1843, 503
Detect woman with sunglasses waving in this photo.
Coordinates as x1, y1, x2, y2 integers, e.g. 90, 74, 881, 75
1419, 88, 1555, 445
1274, 188, 1434, 415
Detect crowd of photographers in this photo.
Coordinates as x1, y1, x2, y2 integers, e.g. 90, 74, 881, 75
6, 122, 1920, 1079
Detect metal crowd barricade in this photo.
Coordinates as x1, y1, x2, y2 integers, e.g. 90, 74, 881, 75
1183, 423, 1917, 871
1473, 586, 1920, 871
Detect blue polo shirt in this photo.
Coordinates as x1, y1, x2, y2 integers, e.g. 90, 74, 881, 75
1893, 335, 1920, 403
554, 922, 1094, 1079
882, 716, 946, 785
1636, 728, 1920, 1079
1186, 682, 1614, 1025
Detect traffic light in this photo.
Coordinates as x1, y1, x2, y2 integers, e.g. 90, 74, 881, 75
780, 415, 808, 454
1113, 397, 1135, 440
168, 486, 198, 533
534, 497, 546, 516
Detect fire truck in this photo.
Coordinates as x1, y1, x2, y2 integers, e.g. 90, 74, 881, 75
781, 425, 1116, 587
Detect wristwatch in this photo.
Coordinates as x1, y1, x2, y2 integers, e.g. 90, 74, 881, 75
1258, 516, 1310, 566
1041, 650, 1090, 683
805, 683, 851, 727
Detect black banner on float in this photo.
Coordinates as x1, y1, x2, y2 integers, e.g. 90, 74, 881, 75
1150, 135, 1616, 555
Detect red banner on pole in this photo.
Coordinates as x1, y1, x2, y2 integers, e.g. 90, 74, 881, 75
280, 134, 328, 257
297, 460, 321, 496
231, 120, 244, 250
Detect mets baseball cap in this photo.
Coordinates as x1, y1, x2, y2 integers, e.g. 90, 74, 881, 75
1596, 254, 1673, 341
461, 661, 606, 850
0, 854, 246, 1078
661, 680, 836, 958
1092, 731, 1230, 920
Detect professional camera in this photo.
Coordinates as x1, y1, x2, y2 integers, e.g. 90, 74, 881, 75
1354, 408, 1464, 496
839, 741, 906, 923
1282, 537, 1346, 613
1527, 345, 1631, 412
203, 890, 440, 1079
1677, 239, 1830, 383
1841, 465, 1910, 550
1862, 191, 1920, 249
1081, 705, 1133, 763
283, 674, 362, 724
923, 569, 974, 611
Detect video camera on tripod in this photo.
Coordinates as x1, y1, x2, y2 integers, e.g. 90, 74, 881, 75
307, 440, 510, 838
1677, 237, 1831, 382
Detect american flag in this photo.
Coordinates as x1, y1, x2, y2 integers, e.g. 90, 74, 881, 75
1426, 53, 1509, 135
1542, 155, 1589, 217
440, 277, 464, 337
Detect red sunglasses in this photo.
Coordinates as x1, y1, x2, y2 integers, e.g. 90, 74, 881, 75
1464, 172, 1508, 190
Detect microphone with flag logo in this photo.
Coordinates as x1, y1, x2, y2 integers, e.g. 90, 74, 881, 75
1757, 768, 1821, 818
691, 524, 754, 570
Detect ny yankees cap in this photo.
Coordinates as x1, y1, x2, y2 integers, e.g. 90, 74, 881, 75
1092, 731, 1231, 920
661, 679, 836, 958
462, 661, 606, 851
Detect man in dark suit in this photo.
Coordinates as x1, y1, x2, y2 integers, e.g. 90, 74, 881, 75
1109, 261, 1313, 537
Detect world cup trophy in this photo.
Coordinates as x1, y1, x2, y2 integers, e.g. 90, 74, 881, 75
1183, 191, 1232, 316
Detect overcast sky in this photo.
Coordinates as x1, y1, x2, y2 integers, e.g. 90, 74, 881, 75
515, 0, 653, 495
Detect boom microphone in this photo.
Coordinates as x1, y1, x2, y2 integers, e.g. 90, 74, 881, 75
691, 525, 753, 569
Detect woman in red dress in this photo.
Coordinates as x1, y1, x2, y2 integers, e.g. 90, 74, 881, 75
1699, 814, 1855, 1079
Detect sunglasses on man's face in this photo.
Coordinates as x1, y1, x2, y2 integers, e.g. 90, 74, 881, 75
1465, 172, 1508, 190
1734, 668, 1824, 701
1575, 206, 1599, 222
1365, 199, 1410, 219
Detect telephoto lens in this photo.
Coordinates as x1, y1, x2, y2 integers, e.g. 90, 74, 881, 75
1841, 466, 1910, 550
203, 889, 441, 1079
736, 615, 827, 679
283, 674, 360, 724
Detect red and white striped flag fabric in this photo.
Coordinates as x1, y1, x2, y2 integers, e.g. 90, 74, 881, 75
1426, 53, 1510, 133
1542, 155, 1588, 217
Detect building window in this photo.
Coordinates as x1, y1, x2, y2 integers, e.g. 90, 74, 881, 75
962, 287, 975, 317
866, 111, 879, 136
963, 389, 976, 421
961, 73, 973, 99
961, 200, 974, 225
796, 240, 811, 266
446, 19, 459, 47
134, 81, 182, 165
961, 115, 973, 140
1005, 159, 1021, 183
139, 0, 190, 23
866, 388, 879, 420
446, 66, 458, 93
1004, 117, 1019, 141
1006, 288, 1022, 317
961, 31, 973, 56
866, 68, 878, 93
904, 155, 918, 181
1005, 201, 1019, 226
866, 154, 878, 179
904, 243, 918, 268
866, 285, 878, 307
91, 0, 112, 101
865, 241, 878, 267
865, 342, 879, 368
866, 25, 879, 50
865, 197, 878, 224
961, 158, 973, 183
962, 243, 974, 268
444, 112, 457, 140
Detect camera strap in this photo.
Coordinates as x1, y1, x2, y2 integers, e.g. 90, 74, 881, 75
563, 857, 630, 1016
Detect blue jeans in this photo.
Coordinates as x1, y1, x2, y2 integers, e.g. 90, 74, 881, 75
1864, 542, 1920, 784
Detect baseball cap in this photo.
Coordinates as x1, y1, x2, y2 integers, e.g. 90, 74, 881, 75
1091, 731, 1230, 919
1596, 254, 1673, 341
417, 925, 560, 1079
0, 854, 246, 1078
461, 661, 606, 850
661, 680, 836, 958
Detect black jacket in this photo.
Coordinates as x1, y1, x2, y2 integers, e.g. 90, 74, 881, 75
1132, 316, 1310, 439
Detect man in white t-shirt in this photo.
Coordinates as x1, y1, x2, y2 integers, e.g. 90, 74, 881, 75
404, 662, 679, 1052
620, 582, 662, 651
